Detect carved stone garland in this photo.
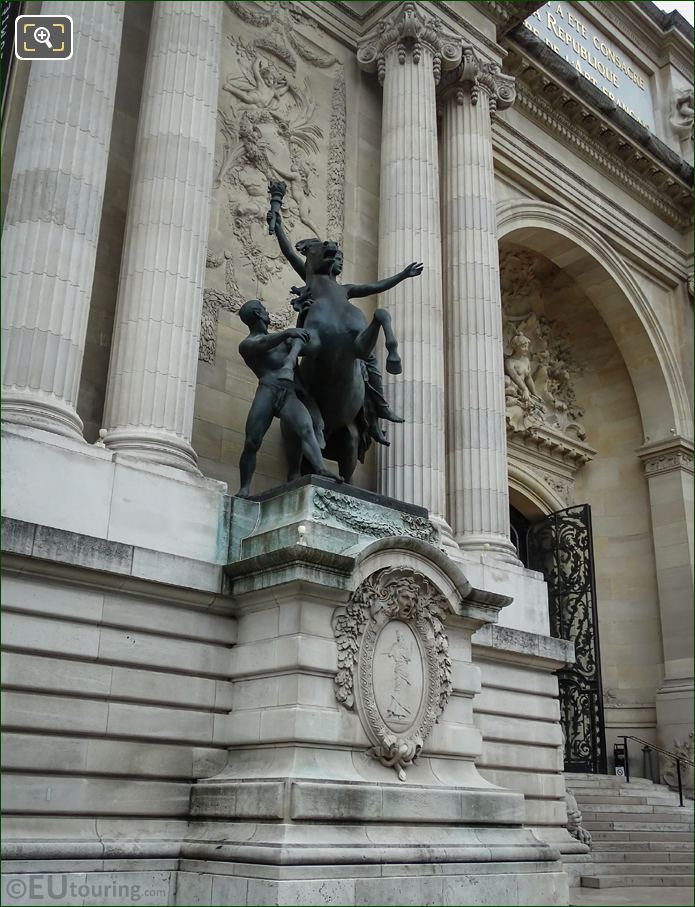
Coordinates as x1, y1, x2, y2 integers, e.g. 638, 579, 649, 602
313, 489, 439, 546
333, 567, 452, 781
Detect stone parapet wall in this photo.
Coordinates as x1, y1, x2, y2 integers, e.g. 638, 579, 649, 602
1, 537, 234, 858
473, 629, 574, 834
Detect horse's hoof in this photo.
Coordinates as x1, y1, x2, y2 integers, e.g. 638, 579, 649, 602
380, 407, 404, 423
386, 355, 402, 375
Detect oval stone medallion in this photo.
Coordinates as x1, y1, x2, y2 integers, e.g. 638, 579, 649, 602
373, 619, 425, 733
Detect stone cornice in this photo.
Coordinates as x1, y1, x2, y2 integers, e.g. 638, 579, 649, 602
504, 31, 692, 230
508, 27, 692, 183
508, 423, 596, 468
470, 1, 545, 40
493, 127, 688, 287
598, 1, 693, 75
636, 436, 694, 477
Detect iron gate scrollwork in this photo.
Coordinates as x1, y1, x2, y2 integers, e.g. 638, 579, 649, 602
528, 504, 607, 774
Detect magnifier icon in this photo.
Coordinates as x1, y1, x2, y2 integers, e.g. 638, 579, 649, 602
33, 25, 53, 49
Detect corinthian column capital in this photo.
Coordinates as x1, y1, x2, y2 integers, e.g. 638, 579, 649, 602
442, 51, 516, 118
357, 1, 463, 85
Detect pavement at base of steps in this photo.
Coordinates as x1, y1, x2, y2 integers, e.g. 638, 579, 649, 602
569, 886, 695, 907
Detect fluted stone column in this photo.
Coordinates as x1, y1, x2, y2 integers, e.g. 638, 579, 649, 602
441, 54, 519, 562
357, 3, 461, 537
1, 1, 124, 440
102, 2, 221, 473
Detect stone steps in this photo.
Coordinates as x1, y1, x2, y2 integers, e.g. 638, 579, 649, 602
580, 803, 690, 815
581, 874, 694, 889
563, 773, 695, 890
590, 840, 693, 852
592, 851, 693, 863
587, 862, 693, 874
574, 793, 686, 806
583, 820, 694, 831
568, 775, 654, 787
590, 830, 693, 841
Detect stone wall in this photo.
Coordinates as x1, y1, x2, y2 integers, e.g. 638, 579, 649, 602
1, 521, 231, 859
473, 630, 570, 833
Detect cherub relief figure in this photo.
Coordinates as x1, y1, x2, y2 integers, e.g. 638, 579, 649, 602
504, 332, 540, 402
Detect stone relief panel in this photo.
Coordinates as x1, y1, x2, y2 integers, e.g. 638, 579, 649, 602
202, 1, 346, 364
333, 567, 453, 781
313, 489, 439, 546
501, 248, 588, 445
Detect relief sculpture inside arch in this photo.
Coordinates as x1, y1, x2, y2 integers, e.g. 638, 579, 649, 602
500, 247, 597, 508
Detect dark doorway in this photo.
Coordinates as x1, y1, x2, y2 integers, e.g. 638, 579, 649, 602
527, 504, 607, 774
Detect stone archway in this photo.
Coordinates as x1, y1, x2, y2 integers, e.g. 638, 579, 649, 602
497, 199, 690, 442
497, 199, 693, 761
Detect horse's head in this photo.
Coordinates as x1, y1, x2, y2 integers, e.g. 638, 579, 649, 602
296, 238, 343, 278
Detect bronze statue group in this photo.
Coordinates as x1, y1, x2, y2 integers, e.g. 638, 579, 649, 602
237, 181, 422, 498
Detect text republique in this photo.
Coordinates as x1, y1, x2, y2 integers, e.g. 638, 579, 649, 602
524, 1, 655, 130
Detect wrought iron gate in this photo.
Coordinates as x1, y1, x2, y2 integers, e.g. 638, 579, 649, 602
528, 504, 607, 774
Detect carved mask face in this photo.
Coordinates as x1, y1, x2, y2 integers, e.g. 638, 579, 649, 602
395, 587, 418, 618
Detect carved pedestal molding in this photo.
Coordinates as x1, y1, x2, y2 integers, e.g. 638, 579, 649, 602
102, 2, 221, 473
440, 51, 519, 562
357, 3, 462, 541
637, 435, 694, 478
1, 1, 124, 441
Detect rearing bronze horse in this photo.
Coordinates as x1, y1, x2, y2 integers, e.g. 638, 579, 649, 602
268, 202, 422, 484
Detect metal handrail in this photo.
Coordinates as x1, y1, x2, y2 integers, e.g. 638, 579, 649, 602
622, 734, 694, 767
618, 734, 692, 807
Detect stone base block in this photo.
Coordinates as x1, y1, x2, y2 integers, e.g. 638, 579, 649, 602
1, 867, 175, 906
0, 861, 569, 906
175, 860, 569, 906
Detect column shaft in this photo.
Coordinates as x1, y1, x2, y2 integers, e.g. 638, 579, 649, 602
103, 2, 221, 472
1, 1, 124, 439
441, 83, 517, 561
377, 45, 447, 523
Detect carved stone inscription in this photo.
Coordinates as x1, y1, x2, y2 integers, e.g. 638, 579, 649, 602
333, 567, 452, 781
202, 1, 347, 363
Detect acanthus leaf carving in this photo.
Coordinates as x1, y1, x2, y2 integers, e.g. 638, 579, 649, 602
357, 2, 463, 86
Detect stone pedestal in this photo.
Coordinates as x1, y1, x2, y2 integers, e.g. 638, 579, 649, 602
181, 478, 569, 905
